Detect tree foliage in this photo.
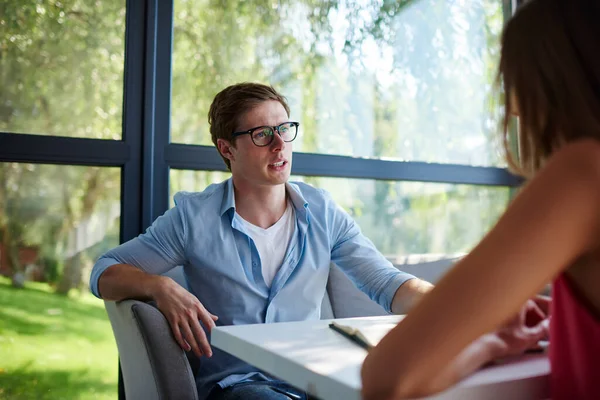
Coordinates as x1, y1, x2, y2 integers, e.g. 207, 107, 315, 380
1, 0, 509, 290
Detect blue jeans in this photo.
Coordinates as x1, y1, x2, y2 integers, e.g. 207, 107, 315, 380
206, 380, 316, 400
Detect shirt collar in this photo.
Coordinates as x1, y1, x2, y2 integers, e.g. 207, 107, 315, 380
219, 178, 309, 217
219, 178, 236, 216
285, 181, 309, 213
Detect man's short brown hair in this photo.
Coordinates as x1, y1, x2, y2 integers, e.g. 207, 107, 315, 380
208, 82, 291, 170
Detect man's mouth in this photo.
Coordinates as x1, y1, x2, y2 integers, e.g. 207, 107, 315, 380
269, 160, 287, 168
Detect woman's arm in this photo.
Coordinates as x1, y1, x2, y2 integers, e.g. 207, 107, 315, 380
361, 139, 600, 399
401, 298, 550, 398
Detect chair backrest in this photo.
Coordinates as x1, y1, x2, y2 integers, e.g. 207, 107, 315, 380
320, 288, 335, 319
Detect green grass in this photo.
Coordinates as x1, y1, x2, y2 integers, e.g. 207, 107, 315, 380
0, 276, 118, 400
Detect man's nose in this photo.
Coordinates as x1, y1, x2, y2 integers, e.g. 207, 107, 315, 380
270, 130, 286, 151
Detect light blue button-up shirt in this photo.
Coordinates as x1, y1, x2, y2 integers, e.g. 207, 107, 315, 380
90, 178, 415, 399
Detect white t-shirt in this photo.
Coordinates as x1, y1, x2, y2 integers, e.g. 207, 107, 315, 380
237, 200, 295, 287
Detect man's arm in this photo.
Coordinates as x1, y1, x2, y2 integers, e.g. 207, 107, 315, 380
97, 263, 168, 301
91, 198, 218, 358
390, 278, 434, 315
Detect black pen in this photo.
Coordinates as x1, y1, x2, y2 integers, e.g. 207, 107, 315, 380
329, 321, 373, 351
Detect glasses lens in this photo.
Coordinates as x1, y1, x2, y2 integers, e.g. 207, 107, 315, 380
279, 122, 297, 142
252, 127, 274, 146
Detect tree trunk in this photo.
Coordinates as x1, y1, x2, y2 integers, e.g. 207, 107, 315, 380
8, 245, 22, 288
56, 252, 82, 295
1, 224, 24, 288
56, 169, 103, 294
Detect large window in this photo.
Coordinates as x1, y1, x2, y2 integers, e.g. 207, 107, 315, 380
172, 0, 505, 167
0, 1, 517, 399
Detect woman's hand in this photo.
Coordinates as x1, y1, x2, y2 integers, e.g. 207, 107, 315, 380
492, 296, 551, 359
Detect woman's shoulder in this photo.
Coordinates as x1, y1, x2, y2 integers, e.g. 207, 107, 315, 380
550, 139, 600, 169
535, 139, 600, 193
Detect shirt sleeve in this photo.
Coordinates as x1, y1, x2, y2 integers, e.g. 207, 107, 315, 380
89, 194, 189, 298
324, 190, 416, 313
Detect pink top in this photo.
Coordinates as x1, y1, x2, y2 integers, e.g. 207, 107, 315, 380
550, 274, 600, 399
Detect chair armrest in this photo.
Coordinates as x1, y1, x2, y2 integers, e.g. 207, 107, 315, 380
105, 299, 199, 400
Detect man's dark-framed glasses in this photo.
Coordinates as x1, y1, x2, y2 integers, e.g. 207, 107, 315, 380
232, 122, 299, 147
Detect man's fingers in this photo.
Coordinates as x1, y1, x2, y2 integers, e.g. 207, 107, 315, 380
189, 318, 213, 357
195, 309, 216, 357
170, 322, 191, 352
195, 303, 218, 329
198, 308, 218, 331
180, 322, 203, 358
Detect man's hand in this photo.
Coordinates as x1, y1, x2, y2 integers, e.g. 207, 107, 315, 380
491, 296, 551, 359
152, 276, 219, 358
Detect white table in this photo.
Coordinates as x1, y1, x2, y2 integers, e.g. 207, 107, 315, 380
211, 315, 550, 400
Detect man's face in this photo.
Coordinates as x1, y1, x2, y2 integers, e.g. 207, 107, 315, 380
220, 100, 293, 188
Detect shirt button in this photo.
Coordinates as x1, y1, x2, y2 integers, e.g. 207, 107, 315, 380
252, 262, 257, 267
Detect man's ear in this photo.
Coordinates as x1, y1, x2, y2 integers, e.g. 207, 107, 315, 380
217, 138, 235, 163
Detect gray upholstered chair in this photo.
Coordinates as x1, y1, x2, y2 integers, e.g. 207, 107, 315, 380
104, 258, 458, 399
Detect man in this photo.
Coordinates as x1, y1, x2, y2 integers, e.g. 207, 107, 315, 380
90, 82, 433, 400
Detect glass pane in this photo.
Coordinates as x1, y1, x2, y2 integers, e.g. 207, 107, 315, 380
1, 2, 126, 139
172, 0, 505, 166
170, 169, 231, 208
295, 176, 509, 260
0, 163, 120, 399
169, 170, 508, 260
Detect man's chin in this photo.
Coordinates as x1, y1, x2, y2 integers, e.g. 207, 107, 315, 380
267, 172, 290, 185
271, 176, 289, 185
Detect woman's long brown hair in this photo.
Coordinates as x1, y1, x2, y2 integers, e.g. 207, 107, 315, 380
499, 0, 600, 178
